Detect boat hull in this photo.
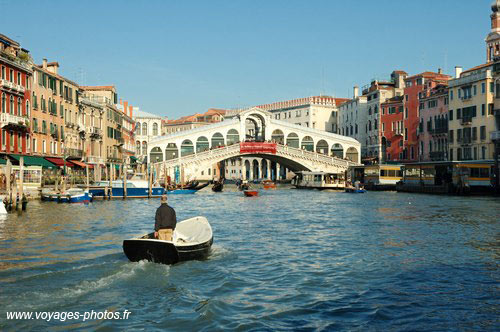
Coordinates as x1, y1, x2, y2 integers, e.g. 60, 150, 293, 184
89, 187, 166, 198
243, 190, 259, 197
345, 188, 366, 193
167, 189, 196, 194
123, 236, 213, 265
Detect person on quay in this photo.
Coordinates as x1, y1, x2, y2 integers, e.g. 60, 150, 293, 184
154, 194, 177, 241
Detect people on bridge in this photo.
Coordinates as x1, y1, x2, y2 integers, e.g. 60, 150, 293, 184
154, 194, 177, 241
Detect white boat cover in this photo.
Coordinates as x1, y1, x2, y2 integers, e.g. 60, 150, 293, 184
173, 216, 212, 246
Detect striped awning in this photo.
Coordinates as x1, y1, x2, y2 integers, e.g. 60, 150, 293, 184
45, 157, 75, 167
71, 160, 93, 169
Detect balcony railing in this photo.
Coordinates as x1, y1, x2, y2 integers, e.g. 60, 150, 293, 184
66, 148, 83, 158
431, 127, 448, 135
87, 156, 105, 164
460, 117, 472, 125
429, 151, 446, 161
491, 131, 500, 141
0, 113, 29, 128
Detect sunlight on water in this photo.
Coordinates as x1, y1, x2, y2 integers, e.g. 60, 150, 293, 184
0, 188, 499, 330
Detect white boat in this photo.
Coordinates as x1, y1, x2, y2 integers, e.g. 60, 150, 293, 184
85, 174, 166, 198
292, 171, 345, 190
58, 188, 93, 203
123, 216, 213, 265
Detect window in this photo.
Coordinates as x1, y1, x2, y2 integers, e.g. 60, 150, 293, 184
1, 93, 5, 113
9, 69, 13, 82
142, 123, 147, 136
480, 126, 486, 140
473, 85, 477, 95
26, 100, 30, 118
488, 103, 494, 115
449, 110, 453, 121
17, 72, 21, 85
153, 123, 158, 136
17, 97, 21, 116
490, 82, 494, 93
1, 66, 4, 79
482, 146, 486, 159
472, 127, 477, 141
482, 104, 486, 116
449, 130, 454, 143
457, 108, 461, 119
405, 108, 409, 119
450, 90, 454, 100
1, 130, 5, 149
481, 82, 486, 94
42, 140, 46, 154
10, 131, 14, 149
404, 128, 408, 140
9, 96, 14, 114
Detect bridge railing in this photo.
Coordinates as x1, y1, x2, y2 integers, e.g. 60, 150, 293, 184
275, 145, 359, 168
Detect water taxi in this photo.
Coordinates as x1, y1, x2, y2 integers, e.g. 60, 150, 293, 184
351, 164, 403, 190
292, 171, 345, 190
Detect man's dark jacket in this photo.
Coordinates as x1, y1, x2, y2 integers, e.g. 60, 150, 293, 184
155, 203, 177, 231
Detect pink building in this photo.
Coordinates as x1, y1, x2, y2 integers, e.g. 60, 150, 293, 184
417, 83, 449, 161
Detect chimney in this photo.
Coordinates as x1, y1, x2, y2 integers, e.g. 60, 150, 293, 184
123, 101, 128, 114
455, 66, 463, 78
119, 98, 123, 105
438, 68, 443, 74
42, 58, 47, 69
353, 86, 359, 98
129, 106, 133, 118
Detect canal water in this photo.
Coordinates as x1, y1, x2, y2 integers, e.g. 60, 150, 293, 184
0, 187, 498, 330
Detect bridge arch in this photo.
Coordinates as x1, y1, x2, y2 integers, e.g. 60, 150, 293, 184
211, 132, 224, 148
301, 136, 314, 152
181, 139, 194, 156
271, 129, 284, 144
286, 132, 299, 148
165, 143, 178, 160
196, 136, 209, 153
150, 147, 163, 163
346, 147, 359, 162
316, 139, 329, 155
331, 143, 343, 158
226, 129, 239, 145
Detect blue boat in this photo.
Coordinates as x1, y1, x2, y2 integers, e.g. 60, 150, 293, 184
167, 189, 196, 194
345, 187, 367, 193
58, 188, 93, 203
86, 177, 166, 198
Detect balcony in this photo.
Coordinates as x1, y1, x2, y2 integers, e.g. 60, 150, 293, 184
458, 137, 472, 145
429, 151, 446, 161
87, 156, 105, 164
65, 148, 83, 158
460, 117, 472, 125
431, 127, 448, 135
393, 130, 403, 136
491, 131, 500, 141
0, 113, 29, 130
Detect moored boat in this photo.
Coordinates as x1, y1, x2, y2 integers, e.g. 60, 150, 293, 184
243, 190, 259, 197
292, 171, 345, 190
123, 216, 213, 265
262, 180, 276, 189
58, 188, 93, 203
345, 187, 366, 193
167, 189, 197, 194
212, 182, 223, 192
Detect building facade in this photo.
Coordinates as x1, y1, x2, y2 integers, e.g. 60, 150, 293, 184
0, 34, 32, 156
417, 84, 449, 161
338, 86, 368, 157
402, 71, 450, 162
133, 108, 163, 161
380, 96, 404, 162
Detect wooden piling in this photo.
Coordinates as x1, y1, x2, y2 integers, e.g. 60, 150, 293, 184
123, 161, 127, 199
6, 159, 11, 202
86, 164, 90, 191
109, 163, 113, 199
148, 165, 153, 198
19, 157, 24, 204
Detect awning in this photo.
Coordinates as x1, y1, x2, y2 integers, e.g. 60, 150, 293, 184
71, 160, 93, 169
10, 155, 56, 168
0, 158, 6, 165
45, 157, 75, 167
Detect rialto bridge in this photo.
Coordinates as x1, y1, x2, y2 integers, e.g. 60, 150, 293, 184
147, 108, 361, 181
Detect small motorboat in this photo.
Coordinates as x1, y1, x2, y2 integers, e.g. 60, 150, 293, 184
58, 188, 93, 203
262, 180, 276, 189
167, 189, 197, 194
212, 182, 223, 192
243, 190, 259, 197
123, 216, 213, 265
345, 187, 366, 193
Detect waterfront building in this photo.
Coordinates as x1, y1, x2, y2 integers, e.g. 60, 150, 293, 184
78, 93, 104, 167
80, 86, 124, 171
380, 96, 404, 162
417, 83, 449, 161
402, 71, 450, 162
117, 101, 136, 164
133, 108, 163, 162
338, 86, 368, 158
32, 59, 81, 160
0, 34, 32, 156
361, 70, 407, 163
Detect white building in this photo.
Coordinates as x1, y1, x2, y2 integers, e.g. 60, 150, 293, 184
132, 108, 164, 162
338, 86, 368, 157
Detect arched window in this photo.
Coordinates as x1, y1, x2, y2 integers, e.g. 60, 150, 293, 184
10, 96, 14, 114
153, 123, 158, 136
1, 93, 5, 113
17, 97, 21, 116
142, 122, 148, 136
136, 122, 141, 134
136, 141, 141, 155
26, 100, 30, 118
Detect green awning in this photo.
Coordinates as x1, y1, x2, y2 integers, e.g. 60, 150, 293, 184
10, 155, 56, 168
130, 156, 138, 162
0, 158, 6, 165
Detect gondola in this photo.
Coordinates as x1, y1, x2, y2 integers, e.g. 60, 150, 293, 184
193, 182, 210, 191
123, 216, 213, 265
212, 182, 223, 192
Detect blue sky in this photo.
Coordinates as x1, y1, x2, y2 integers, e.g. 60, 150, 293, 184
0, 0, 492, 118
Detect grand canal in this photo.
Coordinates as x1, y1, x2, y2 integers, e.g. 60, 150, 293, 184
0, 188, 498, 330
